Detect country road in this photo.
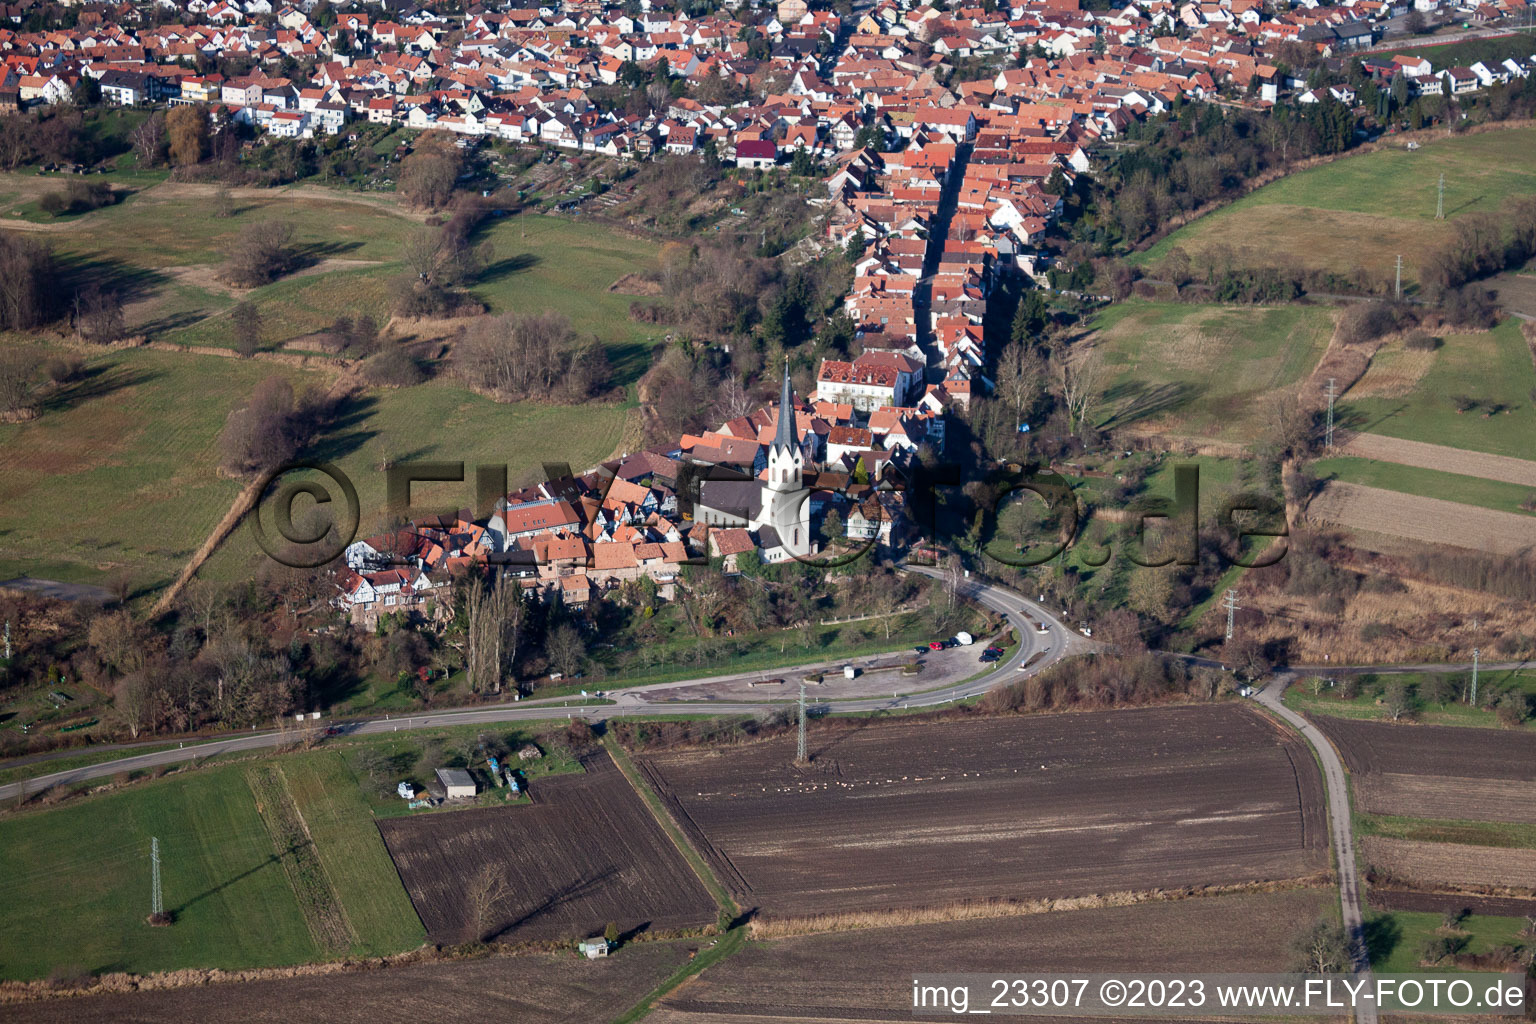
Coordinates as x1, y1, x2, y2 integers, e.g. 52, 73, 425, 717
1255, 672, 1377, 1024
0, 569, 1083, 803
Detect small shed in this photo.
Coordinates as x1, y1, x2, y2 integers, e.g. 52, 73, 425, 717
435, 768, 476, 800
578, 938, 611, 959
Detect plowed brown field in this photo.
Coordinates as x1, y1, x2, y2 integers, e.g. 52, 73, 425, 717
0, 943, 698, 1024
637, 707, 1327, 915
1306, 481, 1536, 555
378, 752, 714, 944
650, 888, 1333, 1024
1337, 432, 1536, 487
1361, 837, 1536, 894
1309, 716, 1536, 824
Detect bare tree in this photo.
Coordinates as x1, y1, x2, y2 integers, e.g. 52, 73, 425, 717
466, 574, 524, 694
130, 112, 166, 168
75, 285, 125, 344
465, 864, 511, 943
546, 622, 585, 678
1291, 919, 1351, 974
994, 340, 1045, 426
1383, 680, 1412, 722
0, 349, 39, 419
115, 672, 155, 739
1051, 346, 1104, 435
223, 220, 295, 288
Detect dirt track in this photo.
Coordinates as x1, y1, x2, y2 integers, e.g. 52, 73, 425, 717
1337, 431, 1536, 487
638, 707, 1327, 916
1307, 481, 1536, 555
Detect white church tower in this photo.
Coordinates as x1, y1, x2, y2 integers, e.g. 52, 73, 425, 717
766, 359, 803, 492
753, 361, 814, 558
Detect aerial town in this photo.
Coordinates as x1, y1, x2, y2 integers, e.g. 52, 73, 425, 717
0, 0, 1533, 1017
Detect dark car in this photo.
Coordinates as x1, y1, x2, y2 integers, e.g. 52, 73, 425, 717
984, 646, 1004, 655
324, 725, 343, 737
979, 652, 999, 663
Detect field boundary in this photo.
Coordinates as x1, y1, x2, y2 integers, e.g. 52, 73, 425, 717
745, 877, 1334, 940
1335, 431, 1536, 487
244, 764, 356, 953
603, 735, 748, 1024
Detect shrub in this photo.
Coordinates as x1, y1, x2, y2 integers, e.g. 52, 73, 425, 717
361, 347, 425, 387
44, 354, 84, 383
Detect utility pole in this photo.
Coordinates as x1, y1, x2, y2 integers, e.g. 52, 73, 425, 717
796, 682, 808, 764
150, 837, 163, 920
1435, 172, 1445, 220
3, 619, 9, 661
1471, 647, 1480, 708
1223, 589, 1240, 642
1394, 255, 1403, 300
1325, 378, 1338, 450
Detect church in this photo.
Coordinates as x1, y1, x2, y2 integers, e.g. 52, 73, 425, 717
693, 364, 818, 562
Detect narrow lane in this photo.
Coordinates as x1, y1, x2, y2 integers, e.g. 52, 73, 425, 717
1255, 672, 1378, 1024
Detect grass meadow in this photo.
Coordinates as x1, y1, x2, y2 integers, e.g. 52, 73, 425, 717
1139, 126, 1536, 287
1087, 300, 1334, 443
1341, 318, 1536, 458
1282, 669, 1536, 729
0, 752, 424, 980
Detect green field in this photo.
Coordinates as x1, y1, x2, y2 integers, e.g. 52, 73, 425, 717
1310, 456, 1536, 516
0, 754, 423, 980
1386, 32, 1536, 73
1087, 300, 1334, 443
0, 346, 630, 591
1283, 669, 1536, 729
0, 169, 665, 373
1368, 909, 1530, 973
1140, 126, 1536, 286
1341, 318, 1536, 458
1358, 813, 1536, 850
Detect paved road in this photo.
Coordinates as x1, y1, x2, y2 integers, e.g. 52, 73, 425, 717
1254, 672, 1377, 1024
0, 570, 1080, 803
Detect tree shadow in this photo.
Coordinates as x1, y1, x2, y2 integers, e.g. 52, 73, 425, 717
305, 392, 381, 465
288, 240, 364, 272
173, 843, 302, 915
135, 310, 210, 339
488, 866, 621, 940
477, 253, 541, 285
40, 363, 159, 415
1098, 380, 1203, 430
1361, 912, 1402, 967
56, 253, 170, 306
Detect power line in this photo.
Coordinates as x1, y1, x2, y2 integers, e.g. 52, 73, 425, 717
1223, 589, 1240, 642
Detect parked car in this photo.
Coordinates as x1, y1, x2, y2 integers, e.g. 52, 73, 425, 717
928, 641, 944, 651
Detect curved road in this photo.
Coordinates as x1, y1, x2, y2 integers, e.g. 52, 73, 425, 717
0, 569, 1081, 803
1255, 672, 1377, 1024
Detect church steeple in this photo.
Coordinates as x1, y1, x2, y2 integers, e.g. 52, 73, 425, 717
766, 359, 803, 494
773, 359, 796, 453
